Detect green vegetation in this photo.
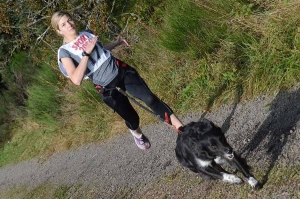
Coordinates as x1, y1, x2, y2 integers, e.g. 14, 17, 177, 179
0, 0, 300, 179
26, 56, 61, 127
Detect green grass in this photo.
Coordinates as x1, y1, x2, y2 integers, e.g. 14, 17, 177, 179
160, 0, 231, 57
0, 127, 54, 167
0, 184, 83, 199
26, 61, 61, 127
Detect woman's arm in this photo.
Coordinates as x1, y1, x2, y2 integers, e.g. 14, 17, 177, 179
104, 36, 129, 51
61, 56, 89, 85
61, 36, 98, 86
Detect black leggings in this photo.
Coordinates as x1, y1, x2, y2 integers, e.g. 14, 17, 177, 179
95, 59, 174, 130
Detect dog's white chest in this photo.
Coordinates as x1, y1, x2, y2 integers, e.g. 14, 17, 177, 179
195, 158, 212, 167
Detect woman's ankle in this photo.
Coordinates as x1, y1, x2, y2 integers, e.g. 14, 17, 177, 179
129, 127, 142, 138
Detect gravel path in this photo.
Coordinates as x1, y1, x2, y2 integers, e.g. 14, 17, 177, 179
0, 88, 300, 198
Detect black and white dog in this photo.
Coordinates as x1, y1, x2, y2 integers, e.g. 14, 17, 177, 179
175, 119, 258, 188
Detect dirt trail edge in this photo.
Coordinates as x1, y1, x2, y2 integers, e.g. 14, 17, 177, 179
0, 88, 300, 198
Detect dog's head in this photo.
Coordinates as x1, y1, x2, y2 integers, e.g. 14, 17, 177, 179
177, 119, 233, 160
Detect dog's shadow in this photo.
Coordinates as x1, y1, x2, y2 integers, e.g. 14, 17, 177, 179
238, 90, 300, 187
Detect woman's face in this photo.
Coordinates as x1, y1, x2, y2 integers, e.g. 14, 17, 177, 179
57, 15, 76, 36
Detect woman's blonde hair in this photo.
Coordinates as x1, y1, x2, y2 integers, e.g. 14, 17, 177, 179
51, 11, 72, 31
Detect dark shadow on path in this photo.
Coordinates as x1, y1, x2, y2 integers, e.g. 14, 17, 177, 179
221, 84, 243, 134
240, 90, 300, 187
200, 83, 243, 133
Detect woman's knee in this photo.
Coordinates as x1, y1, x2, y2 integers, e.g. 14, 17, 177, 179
143, 95, 157, 107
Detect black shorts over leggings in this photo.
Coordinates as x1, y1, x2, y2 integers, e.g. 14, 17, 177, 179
95, 59, 174, 130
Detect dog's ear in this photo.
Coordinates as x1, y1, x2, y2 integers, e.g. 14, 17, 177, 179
196, 118, 214, 133
198, 118, 223, 134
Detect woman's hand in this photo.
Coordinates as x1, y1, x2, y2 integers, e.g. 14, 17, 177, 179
83, 36, 98, 54
115, 35, 130, 47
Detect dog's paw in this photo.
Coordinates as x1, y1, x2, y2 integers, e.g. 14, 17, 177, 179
247, 177, 258, 188
222, 173, 243, 184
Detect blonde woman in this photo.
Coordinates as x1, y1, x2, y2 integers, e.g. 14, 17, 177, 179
51, 11, 183, 150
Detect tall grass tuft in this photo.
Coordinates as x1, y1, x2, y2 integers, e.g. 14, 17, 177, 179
234, 0, 300, 96
1, 52, 33, 117
26, 57, 61, 127
0, 51, 36, 150
160, 0, 231, 58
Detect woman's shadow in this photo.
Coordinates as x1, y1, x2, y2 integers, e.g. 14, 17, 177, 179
240, 89, 300, 187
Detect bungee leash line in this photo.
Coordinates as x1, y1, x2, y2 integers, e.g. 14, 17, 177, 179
115, 87, 182, 134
